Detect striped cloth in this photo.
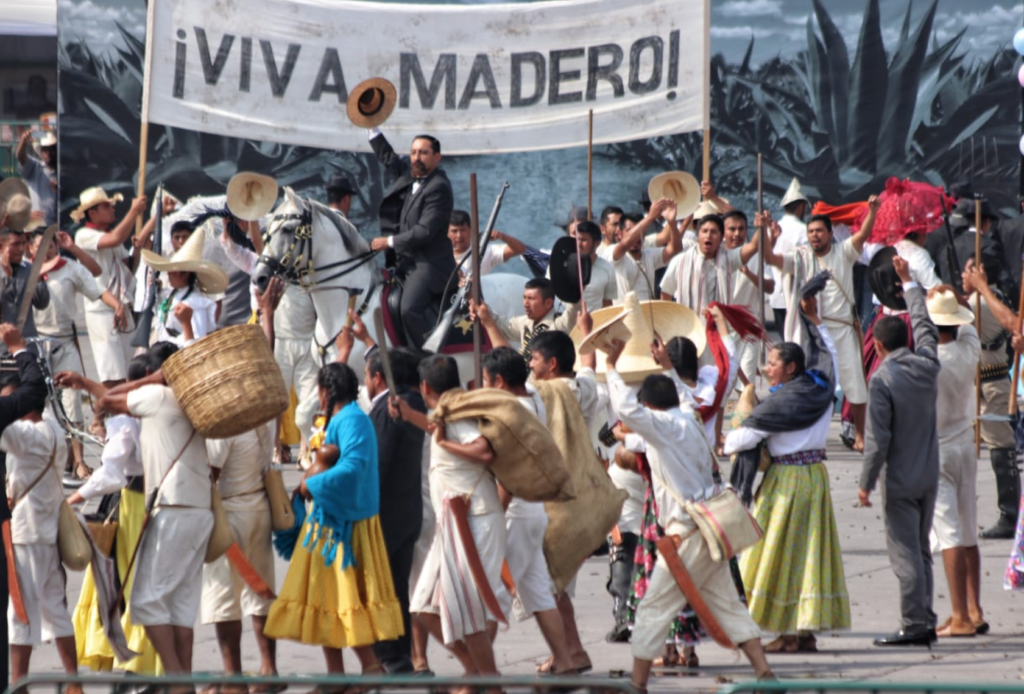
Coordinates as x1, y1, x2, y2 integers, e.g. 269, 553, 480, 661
772, 449, 826, 466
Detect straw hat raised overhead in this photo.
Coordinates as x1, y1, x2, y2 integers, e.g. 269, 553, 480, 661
70, 187, 124, 223
569, 291, 706, 382
780, 177, 810, 208
648, 171, 701, 219
226, 172, 278, 222
346, 77, 397, 129
141, 228, 229, 295
0, 179, 32, 232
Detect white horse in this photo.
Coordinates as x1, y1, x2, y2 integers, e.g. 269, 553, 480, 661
252, 187, 527, 383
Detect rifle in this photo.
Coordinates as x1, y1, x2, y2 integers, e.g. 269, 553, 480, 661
131, 184, 163, 347
940, 194, 962, 291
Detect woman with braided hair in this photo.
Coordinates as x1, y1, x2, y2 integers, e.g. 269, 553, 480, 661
264, 363, 403, 683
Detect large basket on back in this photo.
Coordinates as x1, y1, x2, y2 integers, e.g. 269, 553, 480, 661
162, 324, 288, 439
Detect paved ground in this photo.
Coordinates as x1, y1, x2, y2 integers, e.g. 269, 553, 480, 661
23, 417, 1024, 693
19, 323, 1024, 692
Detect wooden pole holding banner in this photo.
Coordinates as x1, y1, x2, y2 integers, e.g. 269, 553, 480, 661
135, 0, 157, 238
1010, 258, 1024, 415
975, 198, 983, 455
470, 174, 482, 389
702, 0, 711, 184
587, 109, 594, 221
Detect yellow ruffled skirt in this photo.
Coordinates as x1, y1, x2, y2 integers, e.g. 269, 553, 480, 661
265, 515, 403, 649
73, 489, 163, 674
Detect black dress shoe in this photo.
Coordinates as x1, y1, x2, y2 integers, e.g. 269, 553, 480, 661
980, 516, 1016, 540
873, 629, 933, 647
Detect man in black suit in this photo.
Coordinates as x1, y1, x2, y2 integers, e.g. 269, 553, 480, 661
0, 324, 51, 687
337, 318, 425, 673
369, 131, 455, 348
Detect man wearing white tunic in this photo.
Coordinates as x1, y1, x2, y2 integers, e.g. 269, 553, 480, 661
98, 347, 212, 686
610, 198, 680, 302
765, 195, 880, 452
723, 211, 774, 384
770, 178, 811, 330
202, 424, 279, 682
72, 188, 150, 386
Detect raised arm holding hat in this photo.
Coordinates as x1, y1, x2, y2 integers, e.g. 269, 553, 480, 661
15, 129, 57, 225
367, 130, 454, 348
74, 187, 151, 385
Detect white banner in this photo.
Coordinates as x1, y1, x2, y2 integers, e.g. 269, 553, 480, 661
144, 0, 707, 155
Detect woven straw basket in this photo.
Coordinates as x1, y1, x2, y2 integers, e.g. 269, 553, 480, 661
162, 324, 289, 439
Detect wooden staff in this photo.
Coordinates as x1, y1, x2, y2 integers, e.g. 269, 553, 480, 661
1010, 259, 1024, 414
135, 0, 157, 238
470, 173, 482, 389
757, 153, 765, 363
975, 198, 982, 455
702, 0, 711, 184
587, 109, 594, 221
344, 294, 358, 328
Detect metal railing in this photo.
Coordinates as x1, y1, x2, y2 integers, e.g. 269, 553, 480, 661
4, 673, 641, 694
719, 681, 1024, 694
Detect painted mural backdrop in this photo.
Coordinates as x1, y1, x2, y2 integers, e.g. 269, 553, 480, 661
57, 0, 1021, 255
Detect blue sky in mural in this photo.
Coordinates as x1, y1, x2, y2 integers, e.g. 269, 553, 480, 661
63, 0, 1022, 63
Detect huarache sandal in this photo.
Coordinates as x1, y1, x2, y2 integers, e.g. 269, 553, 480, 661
763, 635, 799, 653
936, 617, 976, 638
570, 652, 592, 674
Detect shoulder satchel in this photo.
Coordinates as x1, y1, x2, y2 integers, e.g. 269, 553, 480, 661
648, 420, 763, 563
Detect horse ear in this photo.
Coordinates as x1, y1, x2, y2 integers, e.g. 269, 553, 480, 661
282, 187, 301, 209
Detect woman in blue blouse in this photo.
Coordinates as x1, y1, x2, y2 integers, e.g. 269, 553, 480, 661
265, 363, 402, 677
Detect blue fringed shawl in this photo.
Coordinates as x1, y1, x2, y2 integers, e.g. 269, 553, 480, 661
303, 401, 380, 569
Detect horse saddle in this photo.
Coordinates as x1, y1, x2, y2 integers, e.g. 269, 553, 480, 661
380, 269, 408, 348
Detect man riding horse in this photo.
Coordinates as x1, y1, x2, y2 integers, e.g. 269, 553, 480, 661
368, 129, 455, 348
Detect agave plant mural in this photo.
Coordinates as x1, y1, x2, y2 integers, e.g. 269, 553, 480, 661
56, 0, 1021, 243
702, 0, 1019, 212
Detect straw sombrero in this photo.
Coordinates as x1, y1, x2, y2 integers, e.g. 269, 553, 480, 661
0, 179, 32, 231
226, 172, 278, 222
570, 291, 706, 382
927, 289, 974, 326
70, 187, 123, 223
346, 78, 397, 129
648, 172, 700, 219
141, 227, 229, 295
39, 131, 57, 148
579, 305, 631, 356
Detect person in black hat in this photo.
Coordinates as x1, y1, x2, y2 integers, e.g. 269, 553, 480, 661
326, 174, 357, 217
925, 198, 1011, 297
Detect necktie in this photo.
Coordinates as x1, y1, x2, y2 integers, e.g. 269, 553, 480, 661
520, 322, 548, 358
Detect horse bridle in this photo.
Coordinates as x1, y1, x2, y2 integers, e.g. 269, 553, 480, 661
258, 205, 377, 292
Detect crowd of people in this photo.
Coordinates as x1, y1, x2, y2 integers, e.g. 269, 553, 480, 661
4, 123, 1024, 694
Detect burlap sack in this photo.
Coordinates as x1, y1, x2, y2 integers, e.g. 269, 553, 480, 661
429, 388, 573, 502
535, 380, 627, 593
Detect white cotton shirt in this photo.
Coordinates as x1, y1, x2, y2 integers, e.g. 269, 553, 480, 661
723, 324, 838, 457
77, 414, 143, 501
508, 389, 549, 520
207, 423, 274, 512
128, 384, 211, 509
608, 463, 646, 535
75, 228, 133, 312
893, 239, 941, 290
671, 333, 738, 442
3, 419, 63, 544
458, 243, 506, 280
428, 417, 502, 516
151, 287, 218, 347
612, 248, 666, 302
606, 369, 717, 528
936, 324, 980, 445
35, 260, 104, 337
770, 215, 806, 309
732, 252, 770, 315
783, 239, 860, 325
659, 246, 744, 312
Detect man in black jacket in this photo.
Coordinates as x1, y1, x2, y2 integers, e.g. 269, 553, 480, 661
0, 324, 51, 687
337, 318, 425, 673
369, 131, 455, 348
